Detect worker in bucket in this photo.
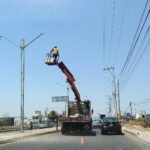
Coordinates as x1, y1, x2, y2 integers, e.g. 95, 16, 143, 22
50, 46, 59, 63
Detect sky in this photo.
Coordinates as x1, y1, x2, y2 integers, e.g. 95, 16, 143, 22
0, 0, 150, 117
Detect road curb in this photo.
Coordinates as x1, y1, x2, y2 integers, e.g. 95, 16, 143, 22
123, 127, 150, 145
0, 129, 61, 145
123, 129, 138, 137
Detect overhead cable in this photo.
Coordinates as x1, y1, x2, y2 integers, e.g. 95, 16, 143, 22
119, 0, 149, 80
108, 0, 116, 66
114, 0, 128, 67
120, 10, 150, 89
120, 25, 150, 89
102, 0, 106, 66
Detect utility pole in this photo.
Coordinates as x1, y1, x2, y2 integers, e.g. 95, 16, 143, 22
66, 84, 69, 116
103, 67, 117, 117
117, 80, 121, 118
107, 96, 112, 114
129, 102, 132, 115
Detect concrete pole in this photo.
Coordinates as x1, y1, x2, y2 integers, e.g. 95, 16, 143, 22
66, 84, 69, 117
20, 39, 25, 132
108, 97, 112, 114
112, 68, 117, 117
117, 80, 121, 118
130, 102, 132, 115
103, 67, 117, 117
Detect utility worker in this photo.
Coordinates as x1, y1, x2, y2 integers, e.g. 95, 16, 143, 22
50, 46, 59, 63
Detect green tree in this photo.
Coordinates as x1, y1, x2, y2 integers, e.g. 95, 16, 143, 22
48, 111, 59, 122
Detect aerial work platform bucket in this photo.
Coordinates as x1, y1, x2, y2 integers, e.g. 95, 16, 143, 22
45, 54, 58, 65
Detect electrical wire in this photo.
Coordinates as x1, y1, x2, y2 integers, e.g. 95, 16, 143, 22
120, 11, 150, 84
121, 38, 150, 89
119, 0, 149, 80
120, 10, 150, 88
108, 0, 116, 66
120, 25, 150, 89
136, 97, 150, 102
102, 0, 106, 66
134, 98, 150, 105
114, 0, 128, 67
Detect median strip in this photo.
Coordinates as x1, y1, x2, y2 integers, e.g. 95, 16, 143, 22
0, 127, 61, 144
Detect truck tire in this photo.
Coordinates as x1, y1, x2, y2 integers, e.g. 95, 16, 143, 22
83, 124, 91, 132
101, 129, 105, 135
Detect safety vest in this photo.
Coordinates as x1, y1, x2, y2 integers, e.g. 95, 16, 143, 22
53, 48, 58, 55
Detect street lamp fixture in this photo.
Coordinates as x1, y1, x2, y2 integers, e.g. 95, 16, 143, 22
0, 33, 44, 132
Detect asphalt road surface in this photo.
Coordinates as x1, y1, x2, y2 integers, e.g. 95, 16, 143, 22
0, 129, 149, 150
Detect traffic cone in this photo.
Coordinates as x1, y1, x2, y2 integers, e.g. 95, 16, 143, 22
80, 136, 85, 144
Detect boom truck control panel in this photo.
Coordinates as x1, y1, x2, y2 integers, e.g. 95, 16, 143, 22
45, 52, 93, 135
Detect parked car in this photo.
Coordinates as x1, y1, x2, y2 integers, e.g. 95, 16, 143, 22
92, 117, 101, 128
101, 117, 122, 135
31, 120, 40, 129
39, 120, 54, 128
49, 121, 55, 127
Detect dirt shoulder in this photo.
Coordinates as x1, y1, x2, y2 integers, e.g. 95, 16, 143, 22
122, 124, 150, 145
123, 123, 150, 132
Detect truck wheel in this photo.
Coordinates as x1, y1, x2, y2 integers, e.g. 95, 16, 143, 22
83, 124, 91, 132
101, 130, 105, 135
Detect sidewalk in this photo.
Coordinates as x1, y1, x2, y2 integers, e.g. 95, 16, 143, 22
122, 126, 150, 144
0, 127, 61, 144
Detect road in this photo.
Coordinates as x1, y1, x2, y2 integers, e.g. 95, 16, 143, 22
0, 129, 149, 150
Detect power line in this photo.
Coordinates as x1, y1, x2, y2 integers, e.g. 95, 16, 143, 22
102, 0, 106, 66
108, 0, 116, 66
120, 25, 150, 89
133, 97, 150, 103
102, 0, 110, 100
114, 0, 128, 67
119, 1, 149, 80
119, 0, 149, 80
121, 37, 150, 89
138, 98, 150, 103
120, 10, 150, 83
137, 100, 150, 105
120, 10, 150, 88
134, 98, 150, 105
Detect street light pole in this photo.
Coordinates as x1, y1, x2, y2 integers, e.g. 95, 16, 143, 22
20, 39, 25, 132
19, 33, 44, 132
0, 33, 44, 132
56, 82, 69, 116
